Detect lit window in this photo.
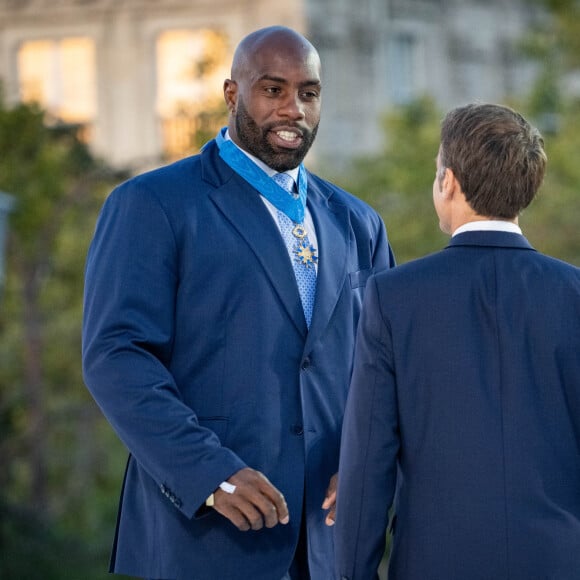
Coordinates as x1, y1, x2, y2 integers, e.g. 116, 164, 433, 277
156, 29, 230, 159
18, 37, 97, 130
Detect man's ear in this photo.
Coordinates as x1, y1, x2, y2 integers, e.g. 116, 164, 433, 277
442, 167, 460, 199
223, 79, 237, 112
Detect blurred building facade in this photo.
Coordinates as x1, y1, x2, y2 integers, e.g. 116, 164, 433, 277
0, 0, 542, 170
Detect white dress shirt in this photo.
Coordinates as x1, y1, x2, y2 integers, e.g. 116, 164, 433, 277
453, 220, 522, 236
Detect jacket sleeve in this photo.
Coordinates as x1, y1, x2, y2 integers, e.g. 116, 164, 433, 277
82, 180, 246, 519
334, 275, 399, 579
373, 212, 396, 271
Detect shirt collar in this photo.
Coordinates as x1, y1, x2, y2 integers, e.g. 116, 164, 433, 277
223, 129, 300, 182
452, 220, 522, 237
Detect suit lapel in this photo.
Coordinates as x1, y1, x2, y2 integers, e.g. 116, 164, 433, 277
304, 178, 350, 353
205, 149, 307, 337
202, 143, 350, 345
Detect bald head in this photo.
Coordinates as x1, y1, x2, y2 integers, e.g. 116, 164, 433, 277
231, 26, 320, 82
223, 26, 322, 171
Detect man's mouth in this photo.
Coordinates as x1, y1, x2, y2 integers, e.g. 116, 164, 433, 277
270, 128, 303, 149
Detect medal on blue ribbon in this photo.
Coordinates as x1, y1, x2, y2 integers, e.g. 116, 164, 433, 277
215, 128, 308, 224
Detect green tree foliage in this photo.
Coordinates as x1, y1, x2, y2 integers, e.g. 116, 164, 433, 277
522, 98, 580, 264
0, 98, 132, 579
527, 0, 580, 69
519, 0, 580, 264
333, 97, 448, 264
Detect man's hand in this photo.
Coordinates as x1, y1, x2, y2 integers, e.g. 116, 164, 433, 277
211, 467, 289, 531
322, 473, 337, 526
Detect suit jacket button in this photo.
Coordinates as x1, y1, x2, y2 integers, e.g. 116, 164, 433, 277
292, 424, 304, 436
301, 358, 311, 370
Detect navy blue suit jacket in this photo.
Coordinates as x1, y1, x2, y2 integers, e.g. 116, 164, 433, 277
335, 231, 580, 580
82, 139, 394, 580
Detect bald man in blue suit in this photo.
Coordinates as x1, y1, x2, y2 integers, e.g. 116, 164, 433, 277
335, 103, 580, 580
82, 27, 394, 580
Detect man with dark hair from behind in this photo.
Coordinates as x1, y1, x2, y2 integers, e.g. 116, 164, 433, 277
335, 103, 580, 580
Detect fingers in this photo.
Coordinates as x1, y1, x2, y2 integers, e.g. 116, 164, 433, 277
212, 469, 340, 530
325, 506, 336, 526
321, 489, 336, 509
255, 474, 290, 526
321, 472, 338, 509
220, 504, 261, 532
322, 473, 338, 526
211, 467, 289, 531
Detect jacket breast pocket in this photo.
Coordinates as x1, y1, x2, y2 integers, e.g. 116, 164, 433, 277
349, 268, 374, 289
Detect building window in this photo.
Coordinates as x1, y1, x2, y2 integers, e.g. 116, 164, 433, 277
18, 37, 97, 140
388, 32, 417, 105
156, 29, 229, 159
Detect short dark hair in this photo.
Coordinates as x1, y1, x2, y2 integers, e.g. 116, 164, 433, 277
440, 103, 547, 219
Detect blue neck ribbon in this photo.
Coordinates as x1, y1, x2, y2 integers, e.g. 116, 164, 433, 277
215, 128, 308, 223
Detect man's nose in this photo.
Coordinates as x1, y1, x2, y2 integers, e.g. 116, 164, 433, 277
278, 93, 305, 119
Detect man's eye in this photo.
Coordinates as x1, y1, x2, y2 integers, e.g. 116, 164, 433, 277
264, 86, 281, 95
301, 91, 320, 100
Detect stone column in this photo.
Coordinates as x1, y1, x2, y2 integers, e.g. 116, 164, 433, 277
94, 4, 159, 168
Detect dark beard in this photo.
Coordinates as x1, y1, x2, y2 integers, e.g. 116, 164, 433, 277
234, 98, 318, 171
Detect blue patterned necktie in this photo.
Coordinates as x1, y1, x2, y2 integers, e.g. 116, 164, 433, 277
272, 173, 318, 328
